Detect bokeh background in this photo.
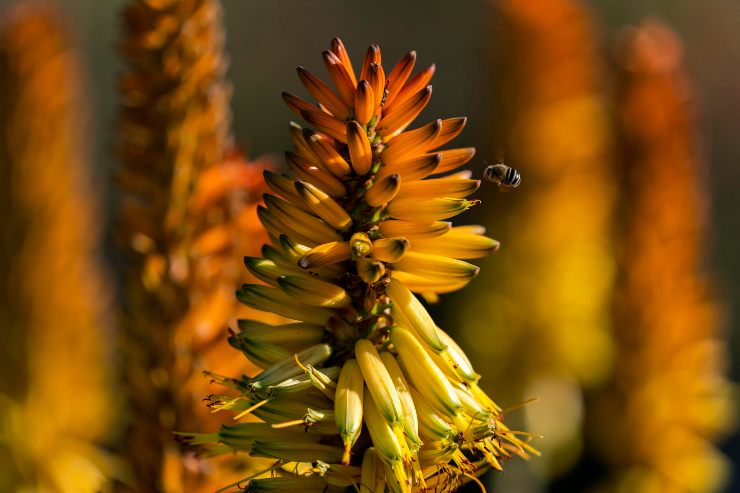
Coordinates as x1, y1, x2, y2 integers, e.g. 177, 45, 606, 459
0, 0, 738, 492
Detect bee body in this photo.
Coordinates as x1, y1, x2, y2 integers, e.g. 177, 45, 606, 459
483, 163, 521, 188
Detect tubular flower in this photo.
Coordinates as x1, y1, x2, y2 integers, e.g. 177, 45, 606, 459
116, 0, 272, 491
0, 6, 117, 492
589, 22, 736, 493
184, 39, 537, 492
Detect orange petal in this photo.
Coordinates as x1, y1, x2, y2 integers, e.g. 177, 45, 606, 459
431, 117, 467, 149
289, 122, 321, 165
377, 220, 450, 239
300, 109, 348, 143
396, 177, 480, 200
376, 86, 432, 138
360, 44, 381, 82
354, 80, 374, 126
433, 147, 476, 174
347, 121, 373, 175
384, 63, 435, 113
323, 50, 356, 107
285, 151, 347, 197
297, 66, 351, 120
376, 153, 441, 182
263, 170, 304, 205
382, 119, 442, 165
282, 92, 316, 117
384, 51, 416, 107
330, 37, 357, 86
386, 197, 478, 222
368, 63, 386, 116
306, 131, 352, 176
365, 173, 401, 207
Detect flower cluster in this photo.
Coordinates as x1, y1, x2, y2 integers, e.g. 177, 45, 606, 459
185, 38, 536, 492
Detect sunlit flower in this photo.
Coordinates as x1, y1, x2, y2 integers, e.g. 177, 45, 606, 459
183, 38, 537, 493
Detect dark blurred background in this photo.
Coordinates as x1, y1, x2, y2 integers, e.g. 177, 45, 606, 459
1, 0, 738, 491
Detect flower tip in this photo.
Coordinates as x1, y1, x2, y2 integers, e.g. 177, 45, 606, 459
322, 50, 339, 64
388, 173, 401, 185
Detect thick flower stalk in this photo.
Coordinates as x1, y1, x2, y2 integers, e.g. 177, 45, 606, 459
589, 21, 736, 493
116, 0, 271, 490
184, 39, 537, 492
0, 6, 117, 492
456, 0, 617, 476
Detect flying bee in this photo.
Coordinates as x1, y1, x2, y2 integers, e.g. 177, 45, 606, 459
483, 158, 522, 189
